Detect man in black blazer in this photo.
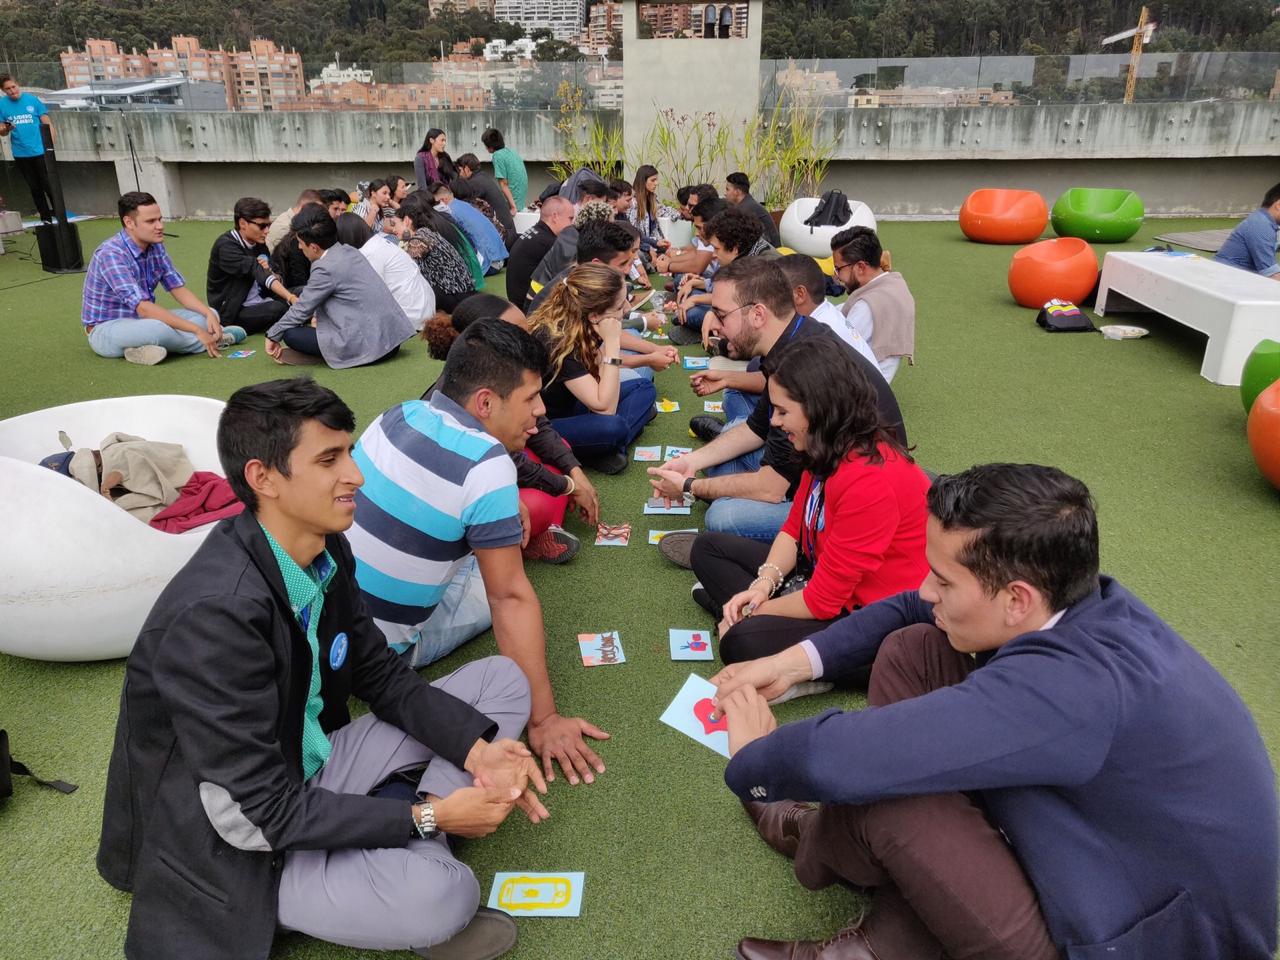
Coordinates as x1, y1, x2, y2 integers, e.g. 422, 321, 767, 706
206, 197, 299, 335
98, 378, 548, 960
454, 153, 517, 245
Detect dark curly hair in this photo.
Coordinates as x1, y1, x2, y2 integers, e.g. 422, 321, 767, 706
707, 207, 763, 257
769, 336, 909, 477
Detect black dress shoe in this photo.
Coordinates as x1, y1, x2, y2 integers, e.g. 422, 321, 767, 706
742, 799, 816, 859
413, 907, 517, 959
736, 925, 880, 960
688, 414, 725, 443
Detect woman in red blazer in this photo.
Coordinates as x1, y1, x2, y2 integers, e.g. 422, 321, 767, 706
690, 335, 931, 669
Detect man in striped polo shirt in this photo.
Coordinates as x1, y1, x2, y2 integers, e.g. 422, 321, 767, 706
348, 319, 609, 786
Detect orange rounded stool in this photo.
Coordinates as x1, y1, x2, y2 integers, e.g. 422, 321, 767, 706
1007, 238, 1099, 308
1247, 380, 1280, 489
960, 189, 1049, 244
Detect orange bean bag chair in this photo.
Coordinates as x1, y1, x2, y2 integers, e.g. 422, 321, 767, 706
960, 189, 1049, 244
1007, 238, 1099, 308
1247, 379, 1280, 489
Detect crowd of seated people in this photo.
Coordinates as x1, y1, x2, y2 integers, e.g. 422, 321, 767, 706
75, 162, 1279, 960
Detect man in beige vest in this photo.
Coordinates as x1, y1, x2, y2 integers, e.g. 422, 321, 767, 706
831, 227, 915, 382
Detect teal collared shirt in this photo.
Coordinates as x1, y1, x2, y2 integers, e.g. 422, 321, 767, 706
260, 525, 336, 781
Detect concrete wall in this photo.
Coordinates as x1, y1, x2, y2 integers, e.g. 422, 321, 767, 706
822, 100, 1280, 160
822, 156, 1280, 218
621, 2, 764, 156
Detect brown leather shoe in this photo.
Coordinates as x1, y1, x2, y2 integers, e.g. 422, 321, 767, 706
736, 925, 880, 960
742, 799, 816, 860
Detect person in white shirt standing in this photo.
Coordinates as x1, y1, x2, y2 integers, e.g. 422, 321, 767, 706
335, 212, 435, 332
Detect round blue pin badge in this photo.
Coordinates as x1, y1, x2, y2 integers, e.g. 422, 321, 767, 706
329, 633, 349, 670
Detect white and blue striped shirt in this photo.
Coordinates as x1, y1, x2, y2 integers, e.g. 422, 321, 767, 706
347, 391, 521, 651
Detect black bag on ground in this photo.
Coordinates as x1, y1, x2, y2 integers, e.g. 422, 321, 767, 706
803, 190, 853, 231
0, 729, 77, 800
1036, 299, 1097, 333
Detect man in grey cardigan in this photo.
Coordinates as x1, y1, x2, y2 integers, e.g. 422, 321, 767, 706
266, 207, 414, 368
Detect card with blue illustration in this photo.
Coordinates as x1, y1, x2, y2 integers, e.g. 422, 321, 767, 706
660, 673, 730, 758
578, 631, 625, 666
487, 872, 584, 917
669, 628, 713, 661
682, 355, 710, 370
664, 445, 692, 459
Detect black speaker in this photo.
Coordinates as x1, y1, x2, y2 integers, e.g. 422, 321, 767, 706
35, 220, 83, 273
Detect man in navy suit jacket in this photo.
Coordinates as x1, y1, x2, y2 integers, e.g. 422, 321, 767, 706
714, 463, 1277, 960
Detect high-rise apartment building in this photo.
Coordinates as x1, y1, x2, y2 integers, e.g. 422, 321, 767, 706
427, 0, 495, 12
493, 0, 587, 41
640, 3, 748, 39
580, 1, 622, 53
60, 36, 304, 111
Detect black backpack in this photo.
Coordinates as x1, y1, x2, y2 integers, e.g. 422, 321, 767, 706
0, 729, 77, 800
803, 190, 853, 230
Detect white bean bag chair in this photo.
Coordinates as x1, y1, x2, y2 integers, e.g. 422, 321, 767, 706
0, 395, 226, 662
512, 210, 539, 235
779, 197, 878, 258
658, 216, 694, 248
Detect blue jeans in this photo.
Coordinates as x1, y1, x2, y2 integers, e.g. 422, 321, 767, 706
620, 348, 654, 383
86, 309, 217, 358
705, 387, 765, 474
406, 556, 493, 669
704, 496, 793, 543
550, 378, 657, 457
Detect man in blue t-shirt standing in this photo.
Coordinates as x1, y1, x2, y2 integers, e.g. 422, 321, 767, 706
0, 73, 54, 222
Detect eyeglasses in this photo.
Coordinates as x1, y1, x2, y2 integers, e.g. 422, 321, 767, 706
710, 302, 758, 324
250, 220, 272, 230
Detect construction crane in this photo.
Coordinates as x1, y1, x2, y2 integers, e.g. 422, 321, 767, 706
1102, 6, 1158, 104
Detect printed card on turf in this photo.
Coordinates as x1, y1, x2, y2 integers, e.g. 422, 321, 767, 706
488, 872, 585, 918
664, 445, 692, 459
703, 400, 724, 413
644, 495, 691, 516
655, 399, 681, 413
595, 522, 631, 547
669, 628, 714, 661
660, 673, 729, 758
648, 528, 697, 545
682, 356, 710, 370
578, 631, 625, 666
633, 445, 662, 462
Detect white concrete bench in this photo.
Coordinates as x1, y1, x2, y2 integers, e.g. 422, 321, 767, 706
1095, 251, 1280, 386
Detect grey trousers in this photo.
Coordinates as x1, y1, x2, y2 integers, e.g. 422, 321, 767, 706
277, 655, 531, 951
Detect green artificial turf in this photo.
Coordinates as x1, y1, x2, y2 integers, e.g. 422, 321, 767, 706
1, 216, 1277, 959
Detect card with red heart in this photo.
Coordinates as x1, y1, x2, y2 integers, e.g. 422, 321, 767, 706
659, 673, 729, 758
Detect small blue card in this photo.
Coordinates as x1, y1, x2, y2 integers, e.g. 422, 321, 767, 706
659, 673, 730, 758
664, 445, 692, 459
578, 631, 625, 666
683, 356, 710, 369
669, 628, 714, 661
488, 872, 585, 917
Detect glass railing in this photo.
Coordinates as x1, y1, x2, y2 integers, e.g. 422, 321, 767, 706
761, 51, 1280, 108
2, 59, 623, 113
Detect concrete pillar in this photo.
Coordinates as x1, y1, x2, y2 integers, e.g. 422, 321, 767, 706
113, 158, 187, 218
622, 2, 764, 161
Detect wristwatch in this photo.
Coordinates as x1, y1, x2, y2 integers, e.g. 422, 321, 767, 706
683, 477, 696, 497
412, 800, 439, 839
602, 356, 623, 366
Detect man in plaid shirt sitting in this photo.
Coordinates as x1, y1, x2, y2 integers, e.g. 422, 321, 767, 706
82, 191, 246, 365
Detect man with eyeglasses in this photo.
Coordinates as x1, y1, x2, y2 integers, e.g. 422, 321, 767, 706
831, 226, 915, 383
208, 197, 302, 336
648, 258, 906, 553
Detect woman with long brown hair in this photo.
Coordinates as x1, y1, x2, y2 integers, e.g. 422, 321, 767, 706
629, 163, 667, 256
526, 263, 657, 473
687, 334, 930, 673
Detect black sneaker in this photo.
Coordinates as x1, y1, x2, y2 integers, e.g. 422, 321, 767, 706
692, 581, 720, 619
412, 907, 517, 960
583, 450, 628, 475
688, 415, 725, 443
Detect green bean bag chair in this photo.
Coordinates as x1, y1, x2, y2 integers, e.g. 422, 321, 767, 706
1241, 339, 1280, 414
1051, 188, 1145, 243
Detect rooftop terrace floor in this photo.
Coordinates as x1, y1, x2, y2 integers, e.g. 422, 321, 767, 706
1, 216, 1275, 959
